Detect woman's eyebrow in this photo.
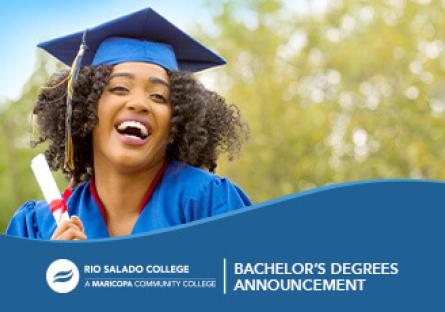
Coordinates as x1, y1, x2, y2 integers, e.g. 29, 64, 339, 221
109, 72, 135, 80
149, 77, 170, 89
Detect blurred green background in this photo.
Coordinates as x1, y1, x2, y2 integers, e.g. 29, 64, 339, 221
2, 0, 445, 232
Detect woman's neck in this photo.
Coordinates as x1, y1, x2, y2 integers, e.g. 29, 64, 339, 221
93, 158, 165, 236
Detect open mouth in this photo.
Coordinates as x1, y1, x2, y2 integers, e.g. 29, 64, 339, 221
115, 120, 150, 141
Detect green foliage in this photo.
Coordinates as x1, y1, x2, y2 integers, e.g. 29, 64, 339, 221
0, 52, 66, 231
197, 0, 445, 203
2, 0, 445, 231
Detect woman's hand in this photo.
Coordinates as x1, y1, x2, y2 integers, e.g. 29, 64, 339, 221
51, 216, 87, 240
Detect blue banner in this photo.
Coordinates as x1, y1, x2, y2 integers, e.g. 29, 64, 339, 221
0, 180, 443, 311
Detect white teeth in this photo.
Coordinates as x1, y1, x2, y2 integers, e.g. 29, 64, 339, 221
124, 134, 142, 140
117, 121, 148, 136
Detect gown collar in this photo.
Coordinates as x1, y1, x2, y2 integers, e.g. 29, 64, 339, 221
87, 160, 168, 235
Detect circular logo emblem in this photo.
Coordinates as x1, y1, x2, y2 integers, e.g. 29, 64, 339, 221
46, 259, 80, 293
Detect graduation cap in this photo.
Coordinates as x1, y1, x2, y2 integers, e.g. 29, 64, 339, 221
38, 7, 226, 71
37, 7, 226, 171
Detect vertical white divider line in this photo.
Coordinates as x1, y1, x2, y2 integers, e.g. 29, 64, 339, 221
223, 258, 227, 295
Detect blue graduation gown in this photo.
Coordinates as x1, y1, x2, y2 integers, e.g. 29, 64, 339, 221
6, 161, 251, 239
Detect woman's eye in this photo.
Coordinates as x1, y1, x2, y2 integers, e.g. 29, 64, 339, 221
110, 86, 129, 94
150, 94, 167, 103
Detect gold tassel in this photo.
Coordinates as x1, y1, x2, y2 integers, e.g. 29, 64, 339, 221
63, 30, 88, 171
64, 128, 75, 171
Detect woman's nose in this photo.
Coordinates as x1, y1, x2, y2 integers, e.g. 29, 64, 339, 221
125, 93, 151, 113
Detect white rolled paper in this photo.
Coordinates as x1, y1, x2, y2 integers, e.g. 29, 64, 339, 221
31, 153, 69, 225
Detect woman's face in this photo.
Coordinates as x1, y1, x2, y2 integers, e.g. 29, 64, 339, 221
92, 62, 171, 174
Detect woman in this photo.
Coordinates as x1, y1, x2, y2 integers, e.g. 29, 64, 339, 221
6, 8, 251, 240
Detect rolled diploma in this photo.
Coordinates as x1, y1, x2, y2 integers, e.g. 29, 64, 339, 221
31, 153, 69, 225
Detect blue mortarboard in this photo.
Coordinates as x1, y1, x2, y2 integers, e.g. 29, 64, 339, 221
37, 7, 226, 72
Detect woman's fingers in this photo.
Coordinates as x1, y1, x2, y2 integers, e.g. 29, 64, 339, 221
51, 217, 87, 240
52, 220, 80, 236
55, 228, 87, 240
70, 215, 84, 232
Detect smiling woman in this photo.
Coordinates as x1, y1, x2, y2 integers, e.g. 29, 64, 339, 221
6, 7, 251, 240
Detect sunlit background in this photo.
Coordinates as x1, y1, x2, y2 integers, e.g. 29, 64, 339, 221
1, 0, 445, 232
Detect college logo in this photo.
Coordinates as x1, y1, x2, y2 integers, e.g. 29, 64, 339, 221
46, 259, 80, 293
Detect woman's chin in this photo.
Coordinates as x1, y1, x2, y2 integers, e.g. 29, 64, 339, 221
105, 152, 157, 174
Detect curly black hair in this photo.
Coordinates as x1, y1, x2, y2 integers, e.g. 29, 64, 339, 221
33, 65, 249, 185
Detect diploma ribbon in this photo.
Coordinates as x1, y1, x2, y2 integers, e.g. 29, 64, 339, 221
49, 178, 74, 225
49, 187, 72, 215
